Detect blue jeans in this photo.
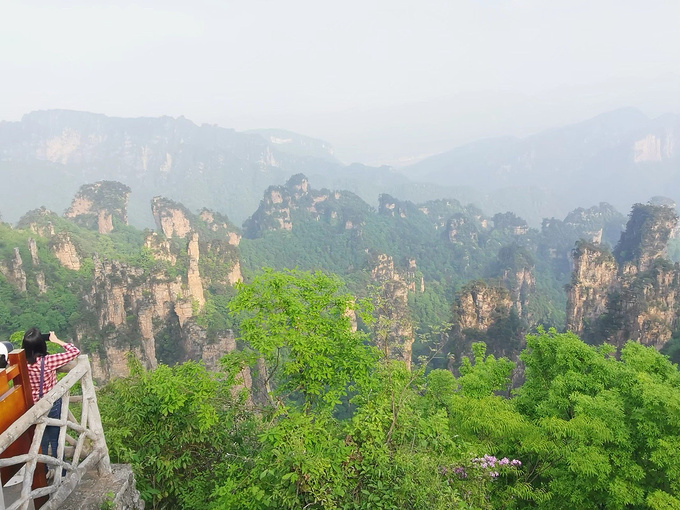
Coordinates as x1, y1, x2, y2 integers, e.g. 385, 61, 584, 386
41, 398, 62, 460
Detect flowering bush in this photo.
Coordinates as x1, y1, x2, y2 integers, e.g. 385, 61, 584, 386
438, 455, 523, 509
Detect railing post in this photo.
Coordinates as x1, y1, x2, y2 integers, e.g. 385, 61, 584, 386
0, 473, 5, 510
78, 356, 111, 475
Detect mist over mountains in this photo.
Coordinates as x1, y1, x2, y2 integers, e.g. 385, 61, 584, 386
0, 107, 678, 229
403, 108, 680, 212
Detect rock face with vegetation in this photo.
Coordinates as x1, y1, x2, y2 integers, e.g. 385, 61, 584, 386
151, 196, 194, 239
370, 253, 417, 369
80, 224, 243, 380
613, 203, 678, 271
64, 181, 131, 234
450, 280, 523, 360
151, 196, 242, 244
0, 247, 27, 292
565, 241, 618, 336
243, 174, 372, 237
51, 231, 83, 270
0, 185, 245, 383
566, 203, 680, 348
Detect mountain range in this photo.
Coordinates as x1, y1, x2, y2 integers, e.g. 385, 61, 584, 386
0, 107, 678, 228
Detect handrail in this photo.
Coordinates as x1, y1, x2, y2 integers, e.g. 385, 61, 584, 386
0, 355, 111, 510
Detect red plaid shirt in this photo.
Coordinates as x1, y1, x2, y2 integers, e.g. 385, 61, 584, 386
27, 343, 81, 403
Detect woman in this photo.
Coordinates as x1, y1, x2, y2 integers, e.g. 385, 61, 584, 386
22, 328, 80, 466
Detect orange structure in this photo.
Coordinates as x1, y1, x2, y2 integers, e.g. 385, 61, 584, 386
0, 349, 48, 508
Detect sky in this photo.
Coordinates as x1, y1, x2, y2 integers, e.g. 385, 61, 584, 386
1, 0, 679, 165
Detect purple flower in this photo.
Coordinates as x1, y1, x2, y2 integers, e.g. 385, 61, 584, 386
453, 466, 467, 479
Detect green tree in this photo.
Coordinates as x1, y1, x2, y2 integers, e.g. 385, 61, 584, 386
229, 268, 378, 409
507, 328, 680, 509
98, 356, 257, 510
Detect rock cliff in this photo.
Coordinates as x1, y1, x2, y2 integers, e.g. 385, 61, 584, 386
243, 174, 372, 237
447, 213, 479, 244
495, 245, 536, 319
64, 181, 131, 234
370, 254, 416, 370
454, 281, 513, 332
565, 241, 618, 336
566, 204, 680, 348
613, 203, 678, 271
152, 197, 241, 243
1, 186, 247, 384
152, 197, 193, 239
0, 247, 27, 292
51, 232, 82, 270
82, 236, 241, 381
450, 280, 522, 359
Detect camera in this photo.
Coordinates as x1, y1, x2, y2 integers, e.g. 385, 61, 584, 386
41, 333, 51, 342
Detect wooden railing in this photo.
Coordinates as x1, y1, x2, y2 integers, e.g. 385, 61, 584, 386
0, 351, 111, 510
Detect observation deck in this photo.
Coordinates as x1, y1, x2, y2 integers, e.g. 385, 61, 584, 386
0, 350, 142, 509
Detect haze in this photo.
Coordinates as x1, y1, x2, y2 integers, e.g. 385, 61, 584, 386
1, 0, 679, 165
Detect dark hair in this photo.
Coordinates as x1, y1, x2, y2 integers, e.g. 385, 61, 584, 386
22, 327, 48, 365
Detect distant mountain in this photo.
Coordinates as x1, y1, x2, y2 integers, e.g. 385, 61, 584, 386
402, 108, 680, 213
1, 108, 677, 229
0, 110, 342, 226
0, 110, 485, 228
0, 110, 565, 228
246, 128, 339, 162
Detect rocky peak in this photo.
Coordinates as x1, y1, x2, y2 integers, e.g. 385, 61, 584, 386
243, 175, 367, 237
198, 209, 241, 246
50, 232, 82, 271
378, 194, 411, 218
566, 218, 680, 349
450, 280, 523, 361
405, 258, 425, 293
17, 207, 57, 238
371, 253, 397, 281
186, 233, 205, 309
83, 249, 245, 382
417, 198, 465, 230
495, 245, 535, 319
454, 281, 512, 332
144, 232, 176, 265
371, 253, 415, 370
565, 241, 618, 336
0, 247, 27, 292
151, 197, 193, 239
613, 203, 678, 272
64, 181, 130, 234
27, 238, 39, 266
286, 173, 309, 197
493, 212, 529, 236
447, 213, 479, 244
27, 238, 47, 294
200, 239, 243, 288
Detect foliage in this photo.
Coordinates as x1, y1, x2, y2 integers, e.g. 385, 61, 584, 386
229, 268, 378, 409
508, 328, 680, 508
98, 356, 258, 510
98, 269, 680, 510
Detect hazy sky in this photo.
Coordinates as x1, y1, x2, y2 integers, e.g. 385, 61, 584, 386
2, 0, 679, 164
